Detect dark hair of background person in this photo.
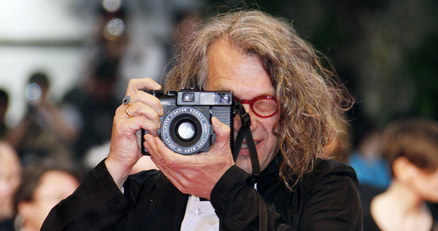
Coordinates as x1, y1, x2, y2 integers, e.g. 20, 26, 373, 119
382, 117, 438, 175
28, 72, 49, 88
0, 89, 9, 108
0, 88, 9, 138
13, 159, 83, 212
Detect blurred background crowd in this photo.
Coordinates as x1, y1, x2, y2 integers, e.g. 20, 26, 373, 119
0, 0, 437, 230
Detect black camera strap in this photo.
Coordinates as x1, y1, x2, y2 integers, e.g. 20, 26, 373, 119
233, 102, 267, 231
233, 103, 260, 176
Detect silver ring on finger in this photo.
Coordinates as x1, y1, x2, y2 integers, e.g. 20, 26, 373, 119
122, 95, 132, 105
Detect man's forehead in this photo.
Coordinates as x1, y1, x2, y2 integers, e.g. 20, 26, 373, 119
204, 76, 223, 89
204, 72, 244, 92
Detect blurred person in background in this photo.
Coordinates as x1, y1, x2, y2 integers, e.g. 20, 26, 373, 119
0, 89, 10, 139
364, 118, 438, 231
60, 5, 128, 166
0, 142, 21, 231
79, 3, 166, 99
320, 116, 389, 230
85, 4, 129, 82
347, 123, 392, 231
7, 72, 76, 165
163, 7, 203, 73
62, 58, 120, 163
75, 2, 170, 168
13, 159, 81, 231
349, 123, 391, 189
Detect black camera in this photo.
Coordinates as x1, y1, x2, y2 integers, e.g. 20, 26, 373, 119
141, 90, 234, 155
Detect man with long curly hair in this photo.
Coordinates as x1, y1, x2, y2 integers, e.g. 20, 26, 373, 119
42, 10, 361, 230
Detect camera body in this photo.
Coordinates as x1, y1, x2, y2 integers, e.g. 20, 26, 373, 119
141, 90, 234, 155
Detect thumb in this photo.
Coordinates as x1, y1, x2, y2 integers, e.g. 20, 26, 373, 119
209, 117, 231, 151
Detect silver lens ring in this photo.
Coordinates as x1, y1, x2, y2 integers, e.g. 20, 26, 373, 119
160, 106, 210, 154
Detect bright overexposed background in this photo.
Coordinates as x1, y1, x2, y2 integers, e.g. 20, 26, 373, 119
0, 0, 94, 126
0, 0, 200, 126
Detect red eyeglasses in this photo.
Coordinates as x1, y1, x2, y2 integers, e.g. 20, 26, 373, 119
234, 95, 279, 118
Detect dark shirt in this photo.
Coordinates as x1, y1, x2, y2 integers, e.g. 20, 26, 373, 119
62, 87, 119, 161
0, 122, 7, 139
358, 183, 383, 231
0, 218, 14, 231
42, 156, 362, 230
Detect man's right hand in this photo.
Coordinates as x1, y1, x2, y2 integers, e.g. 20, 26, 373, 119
105, 78, 163, 189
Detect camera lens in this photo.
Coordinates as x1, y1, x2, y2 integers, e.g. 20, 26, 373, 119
176, 120, 196, 141
161, 106, 211, 154
25, 82, 42, 102
169, 115, 202, 146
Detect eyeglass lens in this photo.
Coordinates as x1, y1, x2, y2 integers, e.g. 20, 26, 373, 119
236, 95, 278, 118
252, 98, 278, 117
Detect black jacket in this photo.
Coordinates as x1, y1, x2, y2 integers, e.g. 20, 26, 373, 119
42, 156, 362, 230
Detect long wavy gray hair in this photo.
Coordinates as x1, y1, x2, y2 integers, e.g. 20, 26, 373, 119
164, 10, 353, 189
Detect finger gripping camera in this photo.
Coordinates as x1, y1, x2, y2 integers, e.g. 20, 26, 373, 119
141, 90, 234, 155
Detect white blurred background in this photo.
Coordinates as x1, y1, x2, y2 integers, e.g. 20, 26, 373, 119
0, 0, 200, 127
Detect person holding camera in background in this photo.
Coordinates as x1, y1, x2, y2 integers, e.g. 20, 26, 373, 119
7, 72, 77, 165
42, 10, 362, 230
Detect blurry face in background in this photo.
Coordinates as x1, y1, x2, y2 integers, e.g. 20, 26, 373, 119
0, 166, 18, 203
0, 144, 21, 218
18, 170, 79, 231
411, 167, 438, 202
0, 162, 20, 203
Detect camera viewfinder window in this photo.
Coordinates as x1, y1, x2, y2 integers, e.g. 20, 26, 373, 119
182, 92, 195, 102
